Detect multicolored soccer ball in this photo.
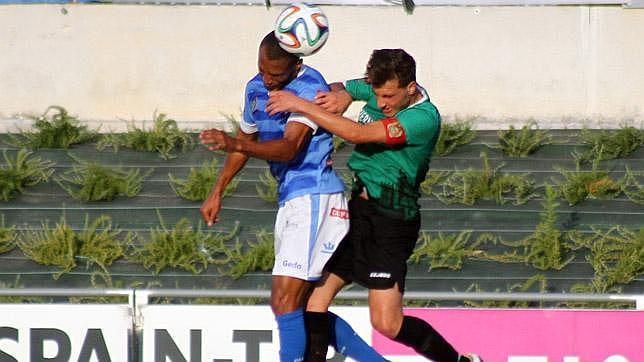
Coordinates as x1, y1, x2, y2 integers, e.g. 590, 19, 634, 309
274, 2, 329, 57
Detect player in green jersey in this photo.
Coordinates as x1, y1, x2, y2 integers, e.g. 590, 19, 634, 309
267, 49, 481, 362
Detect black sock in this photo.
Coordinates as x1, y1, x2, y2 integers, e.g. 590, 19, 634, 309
304, 311, 330, 362
393, 315, 459, 362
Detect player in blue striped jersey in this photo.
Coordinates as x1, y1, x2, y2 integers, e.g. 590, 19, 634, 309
200, 32, 386, 362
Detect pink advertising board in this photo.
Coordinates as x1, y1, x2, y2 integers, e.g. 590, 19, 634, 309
372, 308, 644, 362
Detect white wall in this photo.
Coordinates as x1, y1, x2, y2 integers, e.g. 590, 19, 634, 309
1, 4, 643, 130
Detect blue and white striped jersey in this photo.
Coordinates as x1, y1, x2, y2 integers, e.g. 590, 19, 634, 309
240, 65, 345, 205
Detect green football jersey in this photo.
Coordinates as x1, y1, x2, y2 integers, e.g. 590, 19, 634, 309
345, 78, 441, 220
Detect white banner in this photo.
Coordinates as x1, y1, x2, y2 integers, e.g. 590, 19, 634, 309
0, 304, 131, 362
140, 305, 373, 362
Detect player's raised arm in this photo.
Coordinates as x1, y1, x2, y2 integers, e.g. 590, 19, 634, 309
267, 90, 389, 145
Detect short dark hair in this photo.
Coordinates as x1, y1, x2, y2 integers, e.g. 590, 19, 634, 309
366, 49, 416, 88
260, 31, 300, 65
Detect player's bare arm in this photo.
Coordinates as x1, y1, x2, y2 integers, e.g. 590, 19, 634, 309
267, 90, 398, 145
200, 130, 255, 226
314, 82, 353, 114
200, 121, 312, 162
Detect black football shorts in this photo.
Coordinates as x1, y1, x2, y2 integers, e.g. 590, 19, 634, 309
325, 197, 420, 293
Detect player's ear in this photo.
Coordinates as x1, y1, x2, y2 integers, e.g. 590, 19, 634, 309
406, 81, 417, 96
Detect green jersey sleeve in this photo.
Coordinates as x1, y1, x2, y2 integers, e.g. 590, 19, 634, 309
344, 78, 373, 102
398, 107, 441, 146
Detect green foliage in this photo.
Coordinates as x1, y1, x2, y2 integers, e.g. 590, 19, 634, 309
8, 106, 97, 149
223, 229, 275, 279
492, 186, 575, 270
409, 231, 485, 270
0, 216, 16, 254
57, 155, 150, 201
0, 149, 55, 201
463, 275, 548, 308
333, 136, 346, 151
434, 119, 476, 156
570, 226, 643, 291
169, 159, 239, 201
497, 121, 551, 157
574, 125, 643, 165
97, 113, 194, 160
256, 169, 278, 203
18, 217, 77, 279
130, 215, 238, 274
554, 159, 622, 206
419, 170, 450, 197
17, 215, 129, 279
622, 167, 644, 205
437, 152, 538, 205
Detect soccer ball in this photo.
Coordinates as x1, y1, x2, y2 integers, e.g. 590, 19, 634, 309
274, 2, 329, 57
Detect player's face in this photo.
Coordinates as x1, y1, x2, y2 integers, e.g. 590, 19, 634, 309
258, 49, 300, 91
372, 78, 417, 117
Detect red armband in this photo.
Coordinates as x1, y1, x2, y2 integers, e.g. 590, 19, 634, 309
381, 118, 407, 145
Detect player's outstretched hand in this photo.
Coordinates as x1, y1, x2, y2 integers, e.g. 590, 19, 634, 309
314, 90, 352, 115
199, 129, 238, 152
266, 90, 306, 115
200, 193, 222, 227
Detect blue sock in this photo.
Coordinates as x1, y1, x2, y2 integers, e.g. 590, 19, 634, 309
276, 308, 306, 362
329, 311, 388, 362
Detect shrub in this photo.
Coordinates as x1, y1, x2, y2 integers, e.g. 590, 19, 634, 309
97, 113, 194, 160
256, 169, 278, 203
410, 231, 485, 270
419, 170, 450, 197
554, 159, 622, 206
436, 152, 538, 205
0, 149, 55, 201
223, 229, 275, 279
574, 125, 643, 165
169, 159, 239, 201
0, 216, 16, 255
57, 155, 150, 201
433, 119, 476, 156
8, 106, 97, 149
497, 121, 551, 157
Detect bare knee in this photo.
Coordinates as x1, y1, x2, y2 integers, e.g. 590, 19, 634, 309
370, 312, 403, 339
271, 288, 302, 315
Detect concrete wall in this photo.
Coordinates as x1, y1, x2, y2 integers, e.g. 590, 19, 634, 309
1, 4, 643, 130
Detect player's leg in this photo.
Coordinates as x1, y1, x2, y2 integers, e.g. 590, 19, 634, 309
272, 194, 321, 362
369, 285, 461, 362
272, 275, 312, 362
305, 195, 387, 362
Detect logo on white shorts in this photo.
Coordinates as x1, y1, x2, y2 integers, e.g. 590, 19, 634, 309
282, 260, 303, 270
330, 207, 349, 219
321, 242, 335, 254
369, 272, 391, 279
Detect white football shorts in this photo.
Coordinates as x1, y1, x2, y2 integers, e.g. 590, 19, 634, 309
273, 192, 349, 281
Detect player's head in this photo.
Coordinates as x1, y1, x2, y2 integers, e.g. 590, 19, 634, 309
258, 31, 302, 91
365, 49, 418, 117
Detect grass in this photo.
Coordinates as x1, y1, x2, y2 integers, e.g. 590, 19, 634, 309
497, 121, 551, 157
57, 155, 151, 201
16, 215, 129, 279
570, 226, 643, 292
574, 125, 643, 165
0, 149, 55, 201
436, 152, 538, 205
0, 215, 16, 255
129, 214, 239, 274
489, 186, 575, 271
433, 118, 476, 156
256, 169, 278, 203
622, 166, 644, 205
97, 112, 194, 160
7, 106, 97, 149
463, 275, 549, 308
410, 231, 485, 271
223, 229, 275, 279
419, 170, 450, 197
554, 159, 622, 206
169, 159, 239, 201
